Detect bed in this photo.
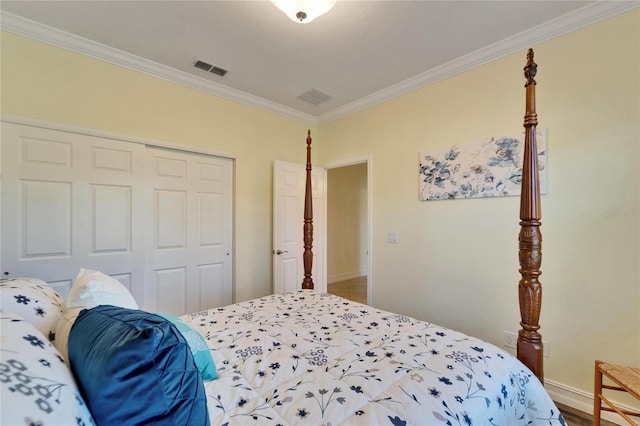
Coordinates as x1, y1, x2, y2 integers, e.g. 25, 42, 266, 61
0, 49, 563, 425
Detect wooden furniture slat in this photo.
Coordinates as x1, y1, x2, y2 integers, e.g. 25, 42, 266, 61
594, 360, 640, 426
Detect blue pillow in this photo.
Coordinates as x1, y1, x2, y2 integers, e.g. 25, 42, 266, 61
68, 305, 210, 425
156, 312, 218, 381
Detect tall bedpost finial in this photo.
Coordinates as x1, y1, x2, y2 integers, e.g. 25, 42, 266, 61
302, 129, 314, 289
518, 49, 543, 383
524, 48, 537, 86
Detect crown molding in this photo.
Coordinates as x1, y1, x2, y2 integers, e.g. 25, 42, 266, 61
0, 11, 318, 126
1, 2, 637, 126
317, 1, 640, 124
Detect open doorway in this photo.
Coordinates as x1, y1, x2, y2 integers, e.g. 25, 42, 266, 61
325, 161, 369, 304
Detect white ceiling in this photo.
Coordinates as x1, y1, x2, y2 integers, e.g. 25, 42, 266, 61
1, 1, 637, 124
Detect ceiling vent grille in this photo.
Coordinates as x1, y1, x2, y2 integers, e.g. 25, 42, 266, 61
193, 59, 228, 77
298, 88, 332, 105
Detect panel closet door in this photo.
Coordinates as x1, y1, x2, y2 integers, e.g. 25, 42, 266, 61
145, 147, 233, 315
0, 123, 146, 298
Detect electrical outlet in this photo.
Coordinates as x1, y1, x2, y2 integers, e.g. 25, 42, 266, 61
503, 331, 518, 349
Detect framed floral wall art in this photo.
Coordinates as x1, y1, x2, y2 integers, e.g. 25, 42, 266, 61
419, 129, 547, 201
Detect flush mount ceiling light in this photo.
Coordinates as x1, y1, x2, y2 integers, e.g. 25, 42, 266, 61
270, 0, 337, 23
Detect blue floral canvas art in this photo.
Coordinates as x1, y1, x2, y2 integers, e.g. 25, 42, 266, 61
419, 129, 547, 201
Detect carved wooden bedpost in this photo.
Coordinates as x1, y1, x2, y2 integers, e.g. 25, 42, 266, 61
302, 130, 314, 289
518, 49, 544, 383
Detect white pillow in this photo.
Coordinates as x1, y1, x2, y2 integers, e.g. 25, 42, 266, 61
53, 307, 84, 364
0, 310, 95, 425
0, 278, 64, 341
67, 268, 138, 310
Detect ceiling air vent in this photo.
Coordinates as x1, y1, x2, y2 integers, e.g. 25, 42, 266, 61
298, 88, 332, 105
193, 59, 228, 77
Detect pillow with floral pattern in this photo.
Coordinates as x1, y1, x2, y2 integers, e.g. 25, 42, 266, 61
0, 310, 95, 425
0, 278, 64, 342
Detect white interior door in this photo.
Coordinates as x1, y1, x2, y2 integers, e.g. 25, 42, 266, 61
146, 147, 233, 315
273, 160, 325, 293
0, 123, 146, 299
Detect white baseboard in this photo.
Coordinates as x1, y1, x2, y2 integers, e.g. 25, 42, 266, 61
545, 379, 635, 425
328, 270, 367, 284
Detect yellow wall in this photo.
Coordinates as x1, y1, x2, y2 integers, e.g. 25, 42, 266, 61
0, 31, 315, 302
1, 8, 638, 400
317, 9, 639, 395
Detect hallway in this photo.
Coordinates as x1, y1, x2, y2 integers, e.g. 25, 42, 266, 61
327, 276, 367, 304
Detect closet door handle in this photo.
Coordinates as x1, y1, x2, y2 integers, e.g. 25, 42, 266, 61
273, 249, 288, 255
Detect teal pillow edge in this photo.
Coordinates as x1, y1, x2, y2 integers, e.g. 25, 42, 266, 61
156, 312, 219, 381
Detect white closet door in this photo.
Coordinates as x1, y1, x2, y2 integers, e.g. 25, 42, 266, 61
0, 123, 146, 299
146, 147, 232, 315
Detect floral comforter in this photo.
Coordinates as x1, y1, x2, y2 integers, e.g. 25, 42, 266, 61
183, 291, 565, 425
